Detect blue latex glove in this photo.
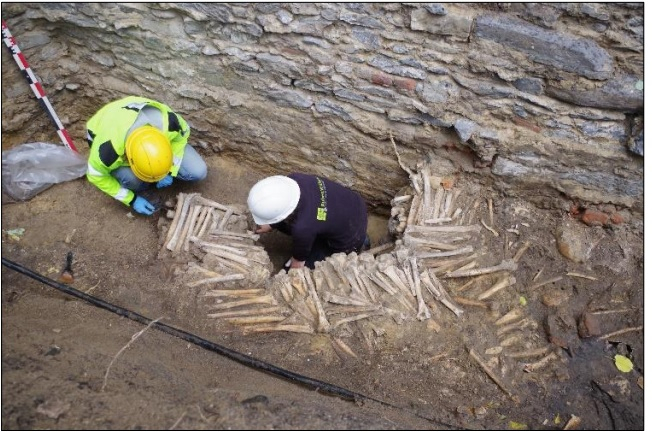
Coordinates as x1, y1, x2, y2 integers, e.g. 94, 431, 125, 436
156, 175, 173, 189
132, 196, 156, 215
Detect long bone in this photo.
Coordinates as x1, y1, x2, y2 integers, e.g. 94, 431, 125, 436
216, 207, 234, 232
163, 193, 186, 247
301, 267, 331, 333
468, 347, 520, 403
207, 306, 282, 319
406, 224, 481, 234
208, 294, 277, 310
421, 270, 463, 317
209, 230, 260, 241
409, 257, 431, 321
445, 259, 517, 278
191, 206, 210, 238
415, 245, 474, 259
225, 316, 288, 325
314, 261, 338, 290
178, 202, 201, 253
243, 324, 314, 334
421, 168, 433, 220
322, 291, 368, 306
196, 207, 214, 240
325, 304, 383, 316
204, 254, 249, 274
331, 309, 384, 329
431, 186, 444, 222
497, 317, 538, 336
167, 193, 198, 251
186, 274, 245, 287
201, 288, 266, 298
369, 271, 398, 296
475, 275, 516, 301
192, 195, 241, 214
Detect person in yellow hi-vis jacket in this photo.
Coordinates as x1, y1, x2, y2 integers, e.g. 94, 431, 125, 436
85, 96, 207, 215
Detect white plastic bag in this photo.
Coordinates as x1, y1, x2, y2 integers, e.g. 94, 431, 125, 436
1, 142, 87, 201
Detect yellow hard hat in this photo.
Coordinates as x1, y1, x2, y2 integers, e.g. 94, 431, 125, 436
125, 126, 173, 182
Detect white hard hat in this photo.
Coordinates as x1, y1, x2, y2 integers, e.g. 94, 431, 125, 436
247, 175, 301, 225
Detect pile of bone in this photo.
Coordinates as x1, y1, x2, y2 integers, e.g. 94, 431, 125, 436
200, 247, 466, 338
159, 193, 272, 287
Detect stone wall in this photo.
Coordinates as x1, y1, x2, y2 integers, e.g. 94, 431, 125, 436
1, 3, 643, 213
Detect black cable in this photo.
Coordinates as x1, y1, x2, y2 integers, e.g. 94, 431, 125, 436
2, 256, 460, 429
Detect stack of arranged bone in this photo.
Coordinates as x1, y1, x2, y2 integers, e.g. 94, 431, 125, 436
159, 193, 272, 287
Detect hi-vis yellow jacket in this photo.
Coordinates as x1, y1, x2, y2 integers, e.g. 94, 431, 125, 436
86, 96, 190, 205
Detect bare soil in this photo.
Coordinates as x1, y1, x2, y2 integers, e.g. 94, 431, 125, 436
1, 155, 645, 431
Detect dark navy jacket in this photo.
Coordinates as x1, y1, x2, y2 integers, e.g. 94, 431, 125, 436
271, 173, 368, 262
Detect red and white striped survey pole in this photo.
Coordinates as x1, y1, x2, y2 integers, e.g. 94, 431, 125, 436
1, 19, 78, 152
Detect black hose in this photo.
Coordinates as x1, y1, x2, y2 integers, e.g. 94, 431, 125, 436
2, 256, 460, 429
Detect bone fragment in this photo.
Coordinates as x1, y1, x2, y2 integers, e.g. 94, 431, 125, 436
566, 272, 597, 281
504, 346, 551, 359
446, 260, 517, 278
442, 189, 454, 219
192, 196, 241, 214
301, 267, 331, 333
532, 268, 544, 282
480, 219, 499, 237
499, 335, 520, 348
331, 337, 358, 359
497, 318, 538, 336
528, 275, 563, 291
468, 348, 519, 403
487, 198, 494, 226
410, 258, 431, 321
495, 308, 523, 326
207, 306, 282, 318
563, 415, 582, 431
522, 351, 557, 373
512, 241, 531, 263
598, 326, 643, 340
243, 324, 314, 334
166, 209, 176, 219
187, 274, 245, 288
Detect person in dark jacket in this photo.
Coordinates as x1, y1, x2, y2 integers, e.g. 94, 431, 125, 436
247, 173, 370, 269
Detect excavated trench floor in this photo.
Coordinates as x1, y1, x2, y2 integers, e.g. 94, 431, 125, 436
1, 153, 645, 431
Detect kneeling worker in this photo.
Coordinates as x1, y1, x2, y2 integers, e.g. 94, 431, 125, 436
86, 96, 207, 215
247, 173, 370, 270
